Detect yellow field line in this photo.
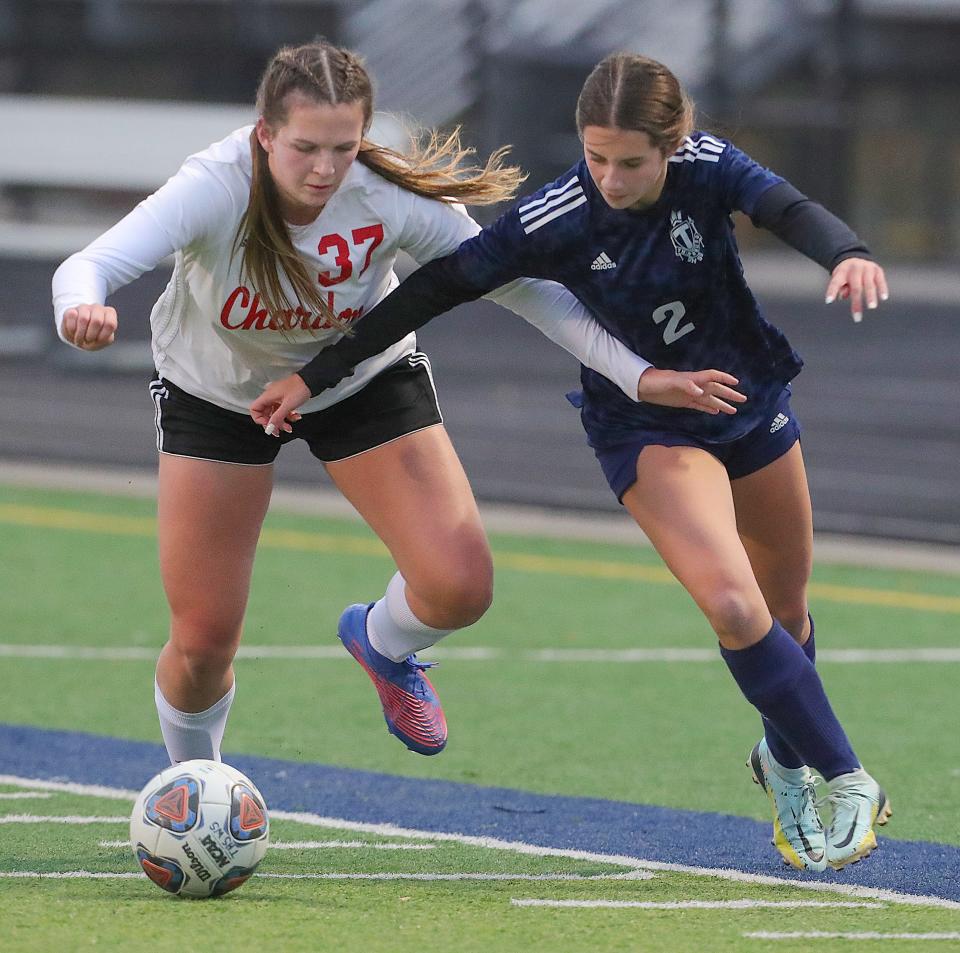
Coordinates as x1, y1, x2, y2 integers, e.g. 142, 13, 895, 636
2, 503, 959, 615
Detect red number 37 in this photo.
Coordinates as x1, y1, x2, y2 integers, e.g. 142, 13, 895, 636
317, 224, 384, 287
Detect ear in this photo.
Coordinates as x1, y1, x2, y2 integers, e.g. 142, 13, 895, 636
255, 117, 274, 153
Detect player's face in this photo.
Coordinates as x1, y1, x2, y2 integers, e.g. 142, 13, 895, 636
256, 96, 365, 225
582, 126, 670, 211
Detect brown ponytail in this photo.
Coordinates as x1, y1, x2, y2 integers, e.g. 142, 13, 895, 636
236, 39, 525, 331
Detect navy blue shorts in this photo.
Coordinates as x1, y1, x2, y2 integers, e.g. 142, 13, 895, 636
594, 387, 801, 501
149, 352, 442, 465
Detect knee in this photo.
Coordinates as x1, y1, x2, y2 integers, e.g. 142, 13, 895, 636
771, 604, 810, 642
412, 552, 494, 628
439, 563, 494, 626
168, 615, 240, 676
700, 587, 765, 642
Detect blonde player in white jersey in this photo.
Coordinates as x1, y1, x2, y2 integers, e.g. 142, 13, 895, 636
52, 39, 744, 763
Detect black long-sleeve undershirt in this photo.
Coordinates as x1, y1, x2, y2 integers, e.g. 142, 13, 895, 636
298, 254, 484, 395
750, 181, 871, 271
298, 181, 872, 397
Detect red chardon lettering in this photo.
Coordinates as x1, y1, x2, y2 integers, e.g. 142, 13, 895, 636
220, 286, 363, 332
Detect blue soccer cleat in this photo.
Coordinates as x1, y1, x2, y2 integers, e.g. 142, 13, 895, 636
821, 768, 892, 870
749, 738, 827, 872
337, 603, 447, 756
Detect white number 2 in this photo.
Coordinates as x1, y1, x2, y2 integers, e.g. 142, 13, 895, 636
652, 300, 695, 345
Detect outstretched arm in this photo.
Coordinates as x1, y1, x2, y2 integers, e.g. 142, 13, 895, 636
751, 181, 888, 322
250, 250, 746, 434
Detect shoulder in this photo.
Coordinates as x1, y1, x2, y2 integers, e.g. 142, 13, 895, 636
178, 126, 253, 190
511, 163, 589, 240
139, 126, 251, 237
667, 133, 733, 176
666, 133, 779, 202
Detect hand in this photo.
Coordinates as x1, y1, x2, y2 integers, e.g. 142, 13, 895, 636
825, 257, 889, 323
637, 368, 747, 415
61, 304, 117, 350
250, 374, 310, 436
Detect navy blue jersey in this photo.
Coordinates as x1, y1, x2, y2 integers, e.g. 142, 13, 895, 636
444, 134, 803, 446
299, 133, 805, 446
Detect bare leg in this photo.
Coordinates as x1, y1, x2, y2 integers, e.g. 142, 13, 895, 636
155, 455, 273, 712
732, 442, 813, 642
325, 424, 492, 631
622, 445, 772, 648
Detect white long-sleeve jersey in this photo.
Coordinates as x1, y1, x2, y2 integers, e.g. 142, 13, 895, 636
52, 126, 649, 415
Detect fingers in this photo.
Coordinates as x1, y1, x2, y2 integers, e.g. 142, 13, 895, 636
250, 377, 309, 437
827, 259, 889, 322
692, 375, 748, 415
266, 402, 297, 436
62, 304, 117, 350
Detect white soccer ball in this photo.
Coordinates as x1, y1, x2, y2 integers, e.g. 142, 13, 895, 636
129, 759, 269, 898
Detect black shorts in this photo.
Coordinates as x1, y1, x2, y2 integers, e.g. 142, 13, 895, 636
149, 352, 442, 465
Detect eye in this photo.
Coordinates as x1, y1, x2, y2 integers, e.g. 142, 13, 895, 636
296, 144, 315, 154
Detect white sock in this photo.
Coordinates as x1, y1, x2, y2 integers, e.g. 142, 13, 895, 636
366, 572, 453, 662
154, 679, 235, 765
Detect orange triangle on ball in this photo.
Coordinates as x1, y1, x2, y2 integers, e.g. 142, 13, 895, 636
153, 785, 189, 823
141, 858, 174, 889
238, 793, 265, 831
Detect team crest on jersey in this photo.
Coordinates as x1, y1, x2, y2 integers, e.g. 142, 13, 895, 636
669, 211, 704, 263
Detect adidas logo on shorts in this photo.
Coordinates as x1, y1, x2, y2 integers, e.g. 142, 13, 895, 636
769, 412, 790, 434
591, 251, 617, 270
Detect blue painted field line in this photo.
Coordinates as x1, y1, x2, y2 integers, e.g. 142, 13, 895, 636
2, 724, 958, 903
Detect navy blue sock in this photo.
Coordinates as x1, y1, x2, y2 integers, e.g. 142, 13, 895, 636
721, 620, 859, 780
763, 615, 816, 768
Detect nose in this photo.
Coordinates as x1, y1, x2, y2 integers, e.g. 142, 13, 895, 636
601, 168, 623, 193
312, 152, 335, 178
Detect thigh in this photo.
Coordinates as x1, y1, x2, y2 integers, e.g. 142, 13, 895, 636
325, 424, 491, 589
730, 441, 812, 635
622, 444, 771, 644
158, 454, 274, 641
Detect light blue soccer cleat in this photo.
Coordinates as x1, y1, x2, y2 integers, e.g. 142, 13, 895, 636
337, 603, 447, 756
821, 768, 892, 870
749, 738, 827, 872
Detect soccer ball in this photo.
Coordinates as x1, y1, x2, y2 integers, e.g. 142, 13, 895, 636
130, 759, 269, 898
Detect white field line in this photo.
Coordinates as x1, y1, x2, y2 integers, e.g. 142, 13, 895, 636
2, 775, 956, 910
0, 872, 144, 880
0, 870, 647, 883
512, 899, 884, 909
746, 932, 960, 941
255, 871, 653, 882
5, 644, 960, 664
0, 792, 52, 799
98, 839, 437, 851
0, 815, 128, 824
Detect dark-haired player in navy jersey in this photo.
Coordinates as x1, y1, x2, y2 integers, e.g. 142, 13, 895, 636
252, 52, 893, 873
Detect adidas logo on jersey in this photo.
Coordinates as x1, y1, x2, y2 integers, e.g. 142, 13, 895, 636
769, 413, 790, 434
591, 251, 617, 270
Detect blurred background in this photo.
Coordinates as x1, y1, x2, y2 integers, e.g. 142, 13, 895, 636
0, 0, 957, 542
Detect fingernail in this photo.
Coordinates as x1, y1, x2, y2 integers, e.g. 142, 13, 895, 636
868, 301, 877, 310
881, 292, 889, 301
264, 423, 276, 436
853, 312, 863, 323
825, 295, 835, 304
